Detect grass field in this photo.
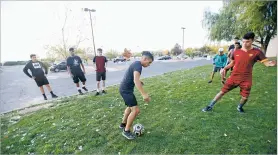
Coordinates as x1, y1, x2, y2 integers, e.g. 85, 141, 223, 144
1, 63, 277, 154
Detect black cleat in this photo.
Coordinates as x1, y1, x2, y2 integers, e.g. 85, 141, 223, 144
237, 106, 244, 113
202, 106, 213, 112
44, 97, 48, 100
119, 123, 126, 130
102, 90, 107, 94
82, 87, 88, 92
122, 130, 136, 140
95, 92, 100, 96
78, 90, 84, 95
51, 94, 58, 98
208, 80, 212, 83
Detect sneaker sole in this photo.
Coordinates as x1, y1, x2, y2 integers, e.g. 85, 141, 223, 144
202, 108, 212, 112
237, 108, 244, 113
122, 132, 135, 140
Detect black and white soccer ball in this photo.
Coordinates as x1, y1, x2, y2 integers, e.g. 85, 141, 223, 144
133, 123, 145, 136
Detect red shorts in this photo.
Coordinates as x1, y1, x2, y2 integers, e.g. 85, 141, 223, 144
221, 78, 252, 97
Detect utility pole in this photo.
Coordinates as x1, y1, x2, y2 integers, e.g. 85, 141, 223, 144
84, 8, 96, 56
181, 27, 186, 50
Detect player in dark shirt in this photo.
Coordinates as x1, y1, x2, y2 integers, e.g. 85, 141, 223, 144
23, 54, 58, 100
228, 37, 240, 51
119, 51, 154, 140
93, 48, 108, 96
202, 32, 276, 113
66, 48, 88, 95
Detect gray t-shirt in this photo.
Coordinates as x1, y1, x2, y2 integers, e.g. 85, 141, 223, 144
120, 61, 142, 92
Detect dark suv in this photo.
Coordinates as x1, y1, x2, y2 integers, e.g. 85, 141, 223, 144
113, 58, 126, 63
157, 55, 172, 60
50, 61, 67, 72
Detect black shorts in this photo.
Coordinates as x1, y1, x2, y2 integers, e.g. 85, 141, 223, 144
72, 72, 86, 83
213, 66, 223, 72
35, 76, 49, 87
96, 72, 106, 81
120, 91, 137, 107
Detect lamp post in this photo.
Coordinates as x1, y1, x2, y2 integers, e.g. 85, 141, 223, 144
83, 8, 96, 56
181, 27, 186, 50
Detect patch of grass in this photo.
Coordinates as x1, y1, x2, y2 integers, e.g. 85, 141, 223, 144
1, 63, 277, 154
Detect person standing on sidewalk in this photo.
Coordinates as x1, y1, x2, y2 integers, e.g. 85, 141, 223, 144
23, 54, 58, 100
93, 48, 108, 96
66, 47, 88, 95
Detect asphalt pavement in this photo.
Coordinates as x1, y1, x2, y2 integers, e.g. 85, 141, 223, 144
0, 58, 212, 114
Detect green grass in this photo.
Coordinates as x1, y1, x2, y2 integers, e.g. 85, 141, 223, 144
1, 63, 277, 154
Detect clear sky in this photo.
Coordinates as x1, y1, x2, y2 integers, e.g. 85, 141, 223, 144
1, 1, 223, 62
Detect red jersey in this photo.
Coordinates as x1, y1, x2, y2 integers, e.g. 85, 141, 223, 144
93, 56, 108, 72
230, 48, 267, 81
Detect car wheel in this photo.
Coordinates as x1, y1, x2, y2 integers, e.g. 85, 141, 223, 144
54, 68, 60, 72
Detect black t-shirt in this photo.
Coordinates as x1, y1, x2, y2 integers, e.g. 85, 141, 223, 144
66, 56, 83, 75
228, 44, 235, 51
120, 61, 142, 93
23, 60, 48, 78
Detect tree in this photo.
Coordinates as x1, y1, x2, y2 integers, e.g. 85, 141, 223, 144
105, 49, 119, 60
122, 48, 132, 60
45, 5, 88, 60
202, 0, 277, 53
171, 43, 183, 56
185, 48, 194, 57
199, 45, 212, 56
163, 49, 170, 56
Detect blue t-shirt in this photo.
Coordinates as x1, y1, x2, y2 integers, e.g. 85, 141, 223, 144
213, 54, 227, 68
120, 61, 142, 92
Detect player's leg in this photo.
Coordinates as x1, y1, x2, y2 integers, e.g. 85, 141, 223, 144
203, 78, 237, 112
237, 81, 252, 113
39, 86, 47, 100
125, 106, 140, 130
35, 78, 47, 100
102, 72, 106, 94
120, 92, 138, 140
79, 73, 88, 92
43, 76, 58, 98
208, 66, 217, 83
73, 75, 83, 95
95, 72, 101, 96
119, 107, 131, 129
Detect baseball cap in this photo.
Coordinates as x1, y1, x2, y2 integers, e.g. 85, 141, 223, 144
218, 48, 224, 52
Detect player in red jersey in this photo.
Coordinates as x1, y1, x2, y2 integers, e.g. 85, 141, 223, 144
202, 32, 276, 113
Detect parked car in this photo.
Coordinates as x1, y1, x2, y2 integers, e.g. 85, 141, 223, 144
113, 58, 126, 63
177, 54, 188, 60
50, 61, 67, 72
157, 55, 172, 60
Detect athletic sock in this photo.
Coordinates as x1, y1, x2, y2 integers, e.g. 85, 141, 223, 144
124, 129, 130, 132
238, 103, 245, 108
97, 89, 100, 92
42, 94, 47, 99
50, 91, 54, 95
77, 87, 81, 90
209, 100, 217, 107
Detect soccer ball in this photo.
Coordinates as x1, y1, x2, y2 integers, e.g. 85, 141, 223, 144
133, 123, 144, 136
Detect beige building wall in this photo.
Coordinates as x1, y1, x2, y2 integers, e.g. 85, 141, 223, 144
266, 36, 278, 57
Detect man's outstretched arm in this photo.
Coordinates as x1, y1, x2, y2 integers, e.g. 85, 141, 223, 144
262, 59, 276, 67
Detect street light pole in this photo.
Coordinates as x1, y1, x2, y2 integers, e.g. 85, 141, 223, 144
181, 27, 186, 50
84, 8, 96, 57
